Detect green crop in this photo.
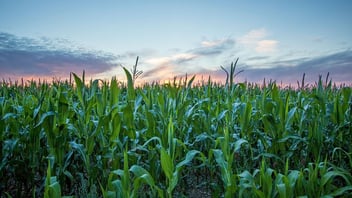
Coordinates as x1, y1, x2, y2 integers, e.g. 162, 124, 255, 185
0, 62, 351, 197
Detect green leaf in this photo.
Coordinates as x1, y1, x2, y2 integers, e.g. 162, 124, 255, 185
213, 149, 227, 170
1, 112, 17, 120
122, 151, 130, 197
287, 170, 300, 186
48, 177, 61, 198
285, 107, 297, 129
123, 67, 135, 101
234, 138, 248, 152
277, 183, 287, 198
213, 149, 231, 186
44, 160, 61, 198
217, 110, 228, 121
186, 75, 196, 88
122, 104, 136, 139
321, 171, 349, 186
175, 150, 200, 170
130, 165, 155, 187
72, 72, 85, 106
34, 111, 55, 128
328, 186, 352, 196
69, 141, 88, 170
160, 147, 174, 180
110, 77, 120, 106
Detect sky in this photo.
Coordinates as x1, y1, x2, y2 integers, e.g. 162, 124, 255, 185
0, 1, 351, 86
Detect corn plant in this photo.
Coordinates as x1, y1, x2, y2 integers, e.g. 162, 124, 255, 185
44, 160, 62, 198
0, 63, 351, 197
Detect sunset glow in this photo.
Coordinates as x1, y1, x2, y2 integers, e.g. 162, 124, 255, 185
0, 1, 351, 85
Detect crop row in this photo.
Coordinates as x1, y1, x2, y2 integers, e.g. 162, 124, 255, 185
0, 69, 351, 197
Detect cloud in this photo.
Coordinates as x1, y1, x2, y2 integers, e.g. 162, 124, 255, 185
142, 65, 177, 81
246, 56, 270, 61
236, 50, 352, 85
4, 31, 348, 86
139, 38, 236, 82
145, 53, 198, 66
121, 48, 156, 59
201, 40, 228, 47
170, 50, 352, 86
93, 38, 230, 82
238, 28, 279, 54
312, 37, 324, 43
93, 37, 238, 82
255, 40, 278, 53
0, 32, 119, 80
102, 45, 351, 85
141, 53, 198, 82
84, 47, 352, 86
238, 28, 267, 45
191, 38, 235, 56
173, 53, 198, 64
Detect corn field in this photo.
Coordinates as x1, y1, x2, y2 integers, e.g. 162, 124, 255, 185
0, 68, 351, 197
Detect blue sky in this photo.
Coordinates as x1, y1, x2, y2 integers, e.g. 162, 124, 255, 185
0, 1, 351, 85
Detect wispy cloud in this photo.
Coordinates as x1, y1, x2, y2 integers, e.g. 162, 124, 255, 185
246, 56, 270, 61
161, 50, 352, 86
255, 40, 278, 53
0, 33, 238, 82
238, 28, 268, 45
238, 28, 279, 53
120, 49, 156, 60
0, 32, 119, 80
139, 38, 236, 82
138, 37, 351, 85
142, 54, 197, 81
142, 65, 177, 82
2, 32, 350, 86
312, 36, 324, 43
145, 53, 198, 66
226, 50, 352, 85
190, 38, 235, 56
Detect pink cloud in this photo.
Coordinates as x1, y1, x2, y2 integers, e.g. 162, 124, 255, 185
255, 40, 278, 53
